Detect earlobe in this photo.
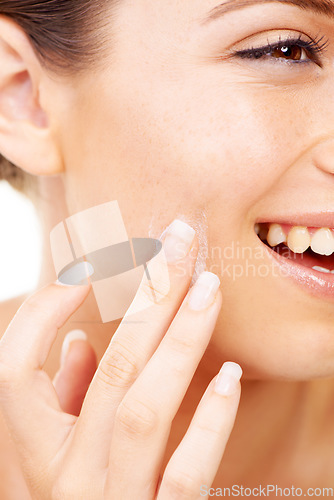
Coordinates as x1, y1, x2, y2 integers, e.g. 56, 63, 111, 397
0, 16, 63, 175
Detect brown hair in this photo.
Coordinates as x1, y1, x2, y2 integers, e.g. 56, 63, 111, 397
0, 0, 116, 193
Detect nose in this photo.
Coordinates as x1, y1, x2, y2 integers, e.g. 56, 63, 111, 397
312, 136, 334, 176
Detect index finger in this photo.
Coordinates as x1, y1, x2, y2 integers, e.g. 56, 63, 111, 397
0, 282, 90, 373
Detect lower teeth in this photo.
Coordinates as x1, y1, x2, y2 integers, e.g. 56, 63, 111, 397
312, 266, 334, 274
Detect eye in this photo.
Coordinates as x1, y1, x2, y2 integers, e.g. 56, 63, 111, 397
249, 43, 309, 62
233, 33, 329, 66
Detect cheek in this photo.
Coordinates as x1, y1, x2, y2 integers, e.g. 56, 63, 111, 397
64, 53, 312, 228
164, 85, 309, 207
94, 70, 310, 219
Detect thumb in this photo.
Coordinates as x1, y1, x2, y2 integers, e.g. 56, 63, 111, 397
53, 330, 97, 416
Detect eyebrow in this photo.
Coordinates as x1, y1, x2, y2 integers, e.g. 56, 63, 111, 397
203, 0, 334, 23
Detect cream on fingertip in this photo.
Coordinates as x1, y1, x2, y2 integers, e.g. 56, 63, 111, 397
161, 219, 196, 263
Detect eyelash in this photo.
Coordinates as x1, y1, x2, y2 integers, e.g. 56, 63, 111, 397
233, 33, 330, 65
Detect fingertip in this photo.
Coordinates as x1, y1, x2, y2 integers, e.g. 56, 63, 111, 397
54, 280, 91, 291
60, 329, 88, 366
214, 361, 243, 397
52, 280, 91, 308
55, 336, 97, 416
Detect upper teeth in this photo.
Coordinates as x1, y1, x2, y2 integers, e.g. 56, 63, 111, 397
310, 228, 334, 256
287, 226, 311, 254
257, 223, 334, 256
267, 224, 286, 247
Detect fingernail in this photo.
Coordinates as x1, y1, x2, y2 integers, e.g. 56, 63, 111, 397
161, 219, 195, 263
187, 271, 220, 311
214, 362, 243, 396
55, 279, 78, 287
60, 329, 87, 366
56, 261, 94, 286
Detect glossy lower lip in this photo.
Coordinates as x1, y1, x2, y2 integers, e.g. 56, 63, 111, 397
258, 237, 334, 300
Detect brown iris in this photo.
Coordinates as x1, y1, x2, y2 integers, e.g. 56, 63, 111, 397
272, 45, 303, 61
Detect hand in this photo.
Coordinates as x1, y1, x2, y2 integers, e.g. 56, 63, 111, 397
0, 219, 242, 499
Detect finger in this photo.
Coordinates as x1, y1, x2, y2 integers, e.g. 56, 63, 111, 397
73, 220, 199, 468
53, 331, 97, 416
0, 282, 91, 464
0, 282, 90, 372
157, 363, 242, 500
106, 271, 222, 499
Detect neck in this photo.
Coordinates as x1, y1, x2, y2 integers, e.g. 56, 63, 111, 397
36, 175, 70, 288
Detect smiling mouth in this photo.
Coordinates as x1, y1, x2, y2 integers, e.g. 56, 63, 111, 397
255, 222, 334, 274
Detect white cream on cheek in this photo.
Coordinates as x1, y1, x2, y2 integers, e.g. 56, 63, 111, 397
148, 210, 209, 286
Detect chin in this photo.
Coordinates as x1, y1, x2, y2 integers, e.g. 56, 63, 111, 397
211, 311, 334, 382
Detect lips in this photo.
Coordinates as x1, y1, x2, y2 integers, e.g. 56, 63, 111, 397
254, 218, 334, 298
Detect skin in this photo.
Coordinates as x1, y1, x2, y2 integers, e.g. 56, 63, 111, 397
56, 0, 334, 379
1, 0, 334, 496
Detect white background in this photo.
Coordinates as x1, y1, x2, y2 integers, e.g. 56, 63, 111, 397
0, 181, 42, 301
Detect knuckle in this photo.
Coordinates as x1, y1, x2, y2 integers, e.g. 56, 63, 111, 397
165, 332, 198, 356
116, 398, 159, 438
24, 293, 44, 315
97, 342, 140, 390
163, 468, 200, 499
137, 259, 171, 307
21, 294, 51, 325
196, 421, 222, 440
139, 275, 170, 306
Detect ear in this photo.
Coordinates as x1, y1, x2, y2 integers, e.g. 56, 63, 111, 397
0, 15, 63, 175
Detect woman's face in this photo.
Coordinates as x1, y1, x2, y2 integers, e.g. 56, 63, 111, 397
54, 0, 334, 380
